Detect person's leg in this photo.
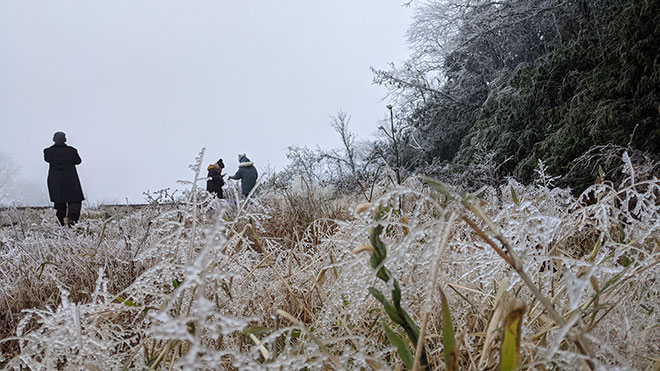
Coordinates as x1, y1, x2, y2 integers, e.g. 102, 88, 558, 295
67, 202, 82, 225
54, 202, 66, 226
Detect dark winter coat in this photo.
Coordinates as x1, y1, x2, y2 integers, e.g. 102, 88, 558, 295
206, 164, 224, 198
232, 157, 258, 196
44, 143, 84, 203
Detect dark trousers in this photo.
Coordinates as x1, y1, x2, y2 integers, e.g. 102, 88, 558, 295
54, 202, 82, 226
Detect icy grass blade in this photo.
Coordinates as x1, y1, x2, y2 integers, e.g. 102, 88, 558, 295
248, 333, 270, 361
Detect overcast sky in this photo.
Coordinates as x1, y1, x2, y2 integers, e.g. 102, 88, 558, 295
0, 1, 412, 205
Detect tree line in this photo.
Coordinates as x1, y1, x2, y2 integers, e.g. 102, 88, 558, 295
283, 0, 659, 197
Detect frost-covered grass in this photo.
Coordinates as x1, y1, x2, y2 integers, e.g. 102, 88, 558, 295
0, 156, 658, 370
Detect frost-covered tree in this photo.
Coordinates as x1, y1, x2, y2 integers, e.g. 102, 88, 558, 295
282, 145, 325, 188
453, 0, 660, 191
280, 113, 382, 200
318, 112, 383, 200
373, 0, 658, 192
375, 0, 595, 169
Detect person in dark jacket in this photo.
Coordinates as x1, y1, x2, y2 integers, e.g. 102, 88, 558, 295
206, 159, 225, 198
44, 131, 84, 226
228, 153, 258, 197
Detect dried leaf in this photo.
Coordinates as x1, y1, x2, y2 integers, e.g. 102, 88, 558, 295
355, 202, 372, 214
401, 216, 409, 236
353, 244, 376, 255
479, 277, 509, 369
500, 299, 527, 371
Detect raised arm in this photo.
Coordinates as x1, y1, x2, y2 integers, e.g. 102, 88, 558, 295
231, 168, 244, 180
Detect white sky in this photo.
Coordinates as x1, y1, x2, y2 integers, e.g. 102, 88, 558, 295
0, 1, 412, 205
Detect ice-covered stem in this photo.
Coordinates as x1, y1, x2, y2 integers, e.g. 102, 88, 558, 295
357, 206, 428, 368
187, 148, 206, 262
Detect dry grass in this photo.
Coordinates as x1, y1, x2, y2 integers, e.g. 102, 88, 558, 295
0, 157, 658, 369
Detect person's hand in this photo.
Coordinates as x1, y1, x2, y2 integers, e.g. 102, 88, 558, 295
227, 176, 232, 180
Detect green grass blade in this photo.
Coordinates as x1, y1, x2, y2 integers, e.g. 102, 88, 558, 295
117, 296, 140, 307
510, 185, 519, 205
440, 288, 457, 370
400, 308, 420, 342
369, 287, 403, 325
383, 322, 414, 369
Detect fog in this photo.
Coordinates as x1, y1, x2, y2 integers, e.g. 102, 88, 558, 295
0, 1, 411, 205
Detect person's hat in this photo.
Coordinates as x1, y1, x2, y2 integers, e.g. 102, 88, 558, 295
53, 131, 66, 144
238, 153, 246, 161
217, 159, 224, 168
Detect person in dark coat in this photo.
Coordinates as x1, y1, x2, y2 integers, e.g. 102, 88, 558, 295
206, 159, 225, 198
228, 153, 258, 197
44, 131, 84, 226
